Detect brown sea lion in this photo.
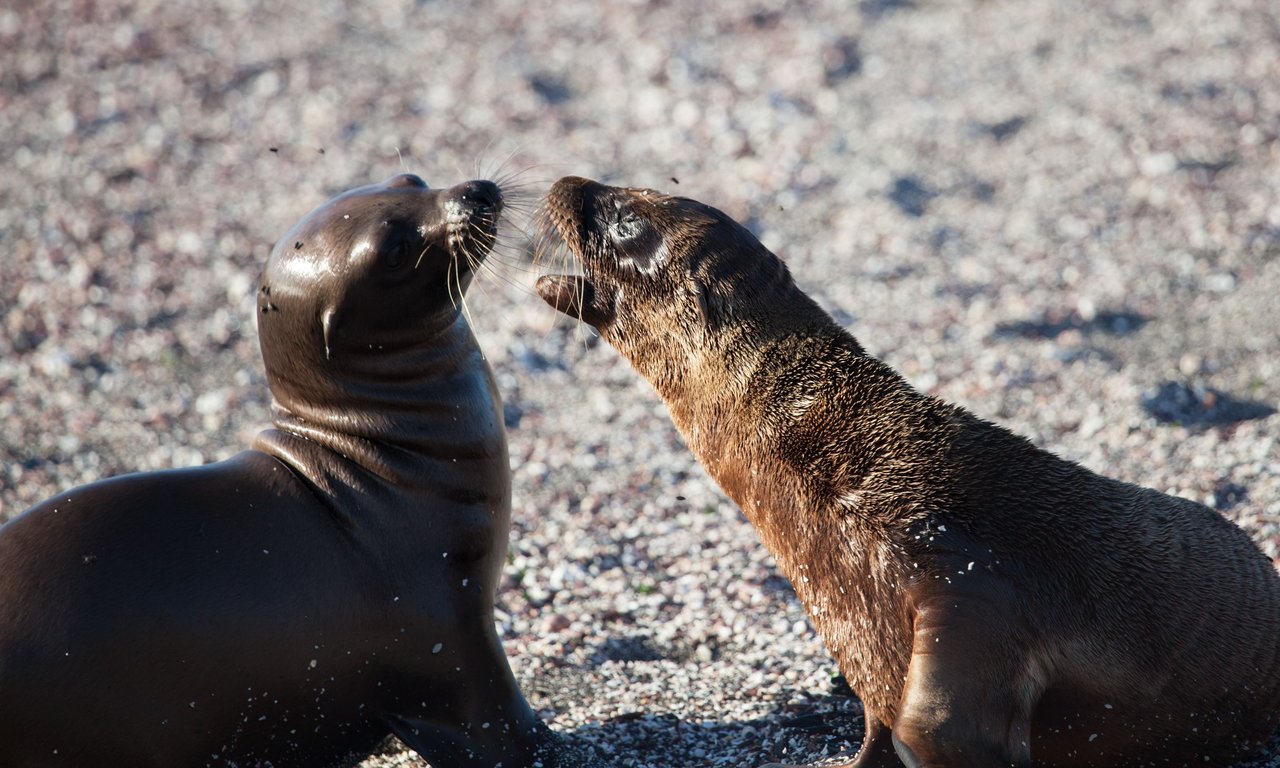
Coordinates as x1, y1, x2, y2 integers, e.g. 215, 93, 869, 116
0, 173, 596, 768
535, 176, 1280, 767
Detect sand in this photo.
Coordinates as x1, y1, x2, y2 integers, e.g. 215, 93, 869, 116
1, 0, 1276, 764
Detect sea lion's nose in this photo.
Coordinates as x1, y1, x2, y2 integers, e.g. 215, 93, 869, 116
385, 173, 429, 189
453, 180, 502, 213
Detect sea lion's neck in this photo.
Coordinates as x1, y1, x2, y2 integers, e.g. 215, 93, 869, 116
665, 315, 886, 508
252, 317, 509, 514
653, 301, 923, 556
656, 288, 882, 483
651, 308, 921, 715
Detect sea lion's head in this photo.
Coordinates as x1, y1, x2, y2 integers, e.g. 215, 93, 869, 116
258, 173, 503, 401
536, 176, 793, 389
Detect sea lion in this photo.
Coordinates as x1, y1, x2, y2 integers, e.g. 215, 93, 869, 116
0, 173, 594, 768
535, 176, 1280, 767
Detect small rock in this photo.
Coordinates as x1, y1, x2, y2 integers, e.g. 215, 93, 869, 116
543, 614, 572, 633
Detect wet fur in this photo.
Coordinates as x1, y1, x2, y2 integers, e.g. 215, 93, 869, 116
536, 176, 1280, 767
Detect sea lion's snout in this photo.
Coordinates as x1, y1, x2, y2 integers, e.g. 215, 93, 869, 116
447, 179, 503, 218
544, 176, 607, 255
437, 179, 504, 273
445, 179, 504, 227
549, 175, 597, 202
444, 179, 504, 242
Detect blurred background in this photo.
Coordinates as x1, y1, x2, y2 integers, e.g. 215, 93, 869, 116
2, 0, 1277, 765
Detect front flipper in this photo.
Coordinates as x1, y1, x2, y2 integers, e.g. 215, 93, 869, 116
890, 595, 1036, 768
382, 623, 601, 767
387, 714, 603, 768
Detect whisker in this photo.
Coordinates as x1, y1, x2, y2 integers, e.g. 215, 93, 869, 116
466, 222, 538, 295
482, 145, 522, 183
496, 188, 545, 236
493, 175, 551, 199
456, 250, 482, 333
445, 248, 460, 310
472, 143, 491, 180
444, 246, 478, 333
528, 202, 561, 268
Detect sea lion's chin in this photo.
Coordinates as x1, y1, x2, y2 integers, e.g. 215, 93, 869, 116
536, 273, 608, 327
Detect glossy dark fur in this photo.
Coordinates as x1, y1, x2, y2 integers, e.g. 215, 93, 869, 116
0, 174, 594, 768
536, 176, 1280, 767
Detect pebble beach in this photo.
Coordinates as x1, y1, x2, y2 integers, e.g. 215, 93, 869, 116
1, 0, 1277, 765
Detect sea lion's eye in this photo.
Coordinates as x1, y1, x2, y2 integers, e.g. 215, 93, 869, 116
384, 238, 411, 270
375, 221, 419, 271
613, 208, 644, 241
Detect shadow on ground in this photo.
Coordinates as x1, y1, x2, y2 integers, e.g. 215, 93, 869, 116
993, 309, 1150, 340
568, 697, 863, 767
1141, 380, 1275, 427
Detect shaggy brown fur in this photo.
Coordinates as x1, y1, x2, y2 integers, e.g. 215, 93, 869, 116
537, 176, 1280, 767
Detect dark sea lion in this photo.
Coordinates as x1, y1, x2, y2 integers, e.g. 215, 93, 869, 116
535, 176, 1280, 767
0, 173, 595, 768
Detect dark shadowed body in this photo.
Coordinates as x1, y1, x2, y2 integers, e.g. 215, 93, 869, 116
0, 174, 596, 768
536, 176, 1280, 767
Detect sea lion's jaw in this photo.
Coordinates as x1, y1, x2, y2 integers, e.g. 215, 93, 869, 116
534, 274, 611, 327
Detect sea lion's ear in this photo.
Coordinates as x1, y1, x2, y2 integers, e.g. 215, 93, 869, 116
536, 274, 608, 327
321, 308, 339, 360
690, 278, 728, 329
691, 279, 713, 326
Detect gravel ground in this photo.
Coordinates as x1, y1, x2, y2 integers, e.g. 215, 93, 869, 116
2, 0, 1278, 765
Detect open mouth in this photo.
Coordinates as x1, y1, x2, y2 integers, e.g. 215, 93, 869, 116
535, 178, 602, 323
535, 272, 594, 321
534, 229, 593, 322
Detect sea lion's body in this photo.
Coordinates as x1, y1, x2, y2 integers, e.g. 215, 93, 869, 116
0, 448, 520, 767
0, 174, 586, 768
536, 176, 1280, 767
